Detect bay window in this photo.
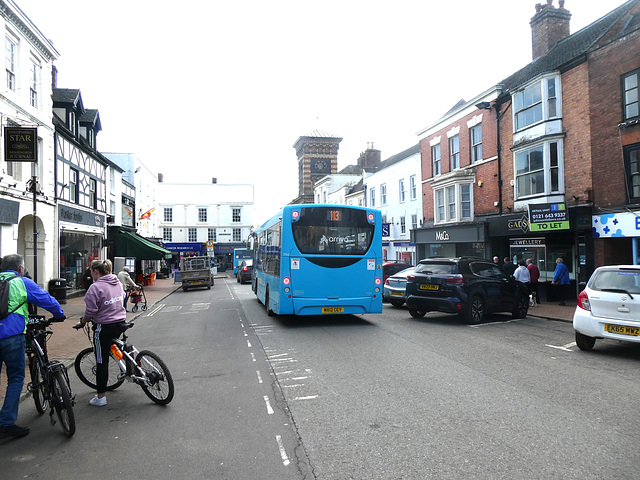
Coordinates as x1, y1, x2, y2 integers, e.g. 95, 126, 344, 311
514, 139, 563, 199
434, 183, 472, 224
514, 75, 561, 131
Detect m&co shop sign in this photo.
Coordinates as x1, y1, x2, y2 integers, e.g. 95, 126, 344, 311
528, 203, 569, 231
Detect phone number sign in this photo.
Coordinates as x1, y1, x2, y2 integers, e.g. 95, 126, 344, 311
528, 203, 569, 231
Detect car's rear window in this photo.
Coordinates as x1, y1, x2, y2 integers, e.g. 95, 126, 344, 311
590, 270, 640, 293
415, 262, 459, 274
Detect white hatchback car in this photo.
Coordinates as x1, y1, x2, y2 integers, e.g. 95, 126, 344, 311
573, 265, 640, 350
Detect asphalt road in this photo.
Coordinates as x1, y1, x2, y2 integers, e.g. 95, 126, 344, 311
2, 276, 640, 479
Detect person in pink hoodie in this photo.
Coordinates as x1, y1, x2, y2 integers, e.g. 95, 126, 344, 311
75, 259, 126, 407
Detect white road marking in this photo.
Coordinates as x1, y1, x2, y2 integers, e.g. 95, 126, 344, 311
256, 370, 263, 384
469, 318, 528, 328
147, 304, 165, 317
250, 353, 256, 362
283, 384, 304, 388
292, 395, 318, 401
247, 340, 252, 348
263, 395, 274, 414
275, 435, 290, 466
546, 342, 576, 352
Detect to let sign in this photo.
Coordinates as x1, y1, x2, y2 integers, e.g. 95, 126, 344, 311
4, 127, 37, 162
528, 202, 569, 231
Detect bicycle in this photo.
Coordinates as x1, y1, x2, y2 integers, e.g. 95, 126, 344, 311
25, 315, 76, 437
73, 320, 174, 405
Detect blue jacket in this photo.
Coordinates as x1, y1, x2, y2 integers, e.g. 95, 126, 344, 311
553, 262, 570, 285
0, 271, 65, 339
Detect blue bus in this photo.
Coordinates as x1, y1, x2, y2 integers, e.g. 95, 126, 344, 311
233, 248, 253, 276
253, 204, 383, 316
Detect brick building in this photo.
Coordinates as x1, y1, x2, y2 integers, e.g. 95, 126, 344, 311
413, 0, 640, 302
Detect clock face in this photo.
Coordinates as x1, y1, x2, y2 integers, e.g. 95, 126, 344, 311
314, 159, 328, 171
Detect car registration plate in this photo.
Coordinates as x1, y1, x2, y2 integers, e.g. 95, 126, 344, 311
390, 291, 404, 296
192, 281, 202, 285
322, 307, 344, 314
605, 324, 640, 336
419, 284, 439, 290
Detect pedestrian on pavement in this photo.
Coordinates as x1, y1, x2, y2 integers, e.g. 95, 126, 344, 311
502, 257, 517, 277
526, 258, 541, 303
551, 257, 571, 305
117, 266, 137, 311
514, 260, 531, 290
493, 256, 500, 265
75, 259, 126, 407
0, 254, 65, 439
83, 264, 93, 291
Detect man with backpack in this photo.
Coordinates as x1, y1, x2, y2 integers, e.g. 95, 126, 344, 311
0, 254, 65, 440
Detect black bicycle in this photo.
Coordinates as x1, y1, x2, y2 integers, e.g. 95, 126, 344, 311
74, 321, 174, 405
26, 315, 76, 437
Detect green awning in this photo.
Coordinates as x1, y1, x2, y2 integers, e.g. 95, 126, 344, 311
115, 230, 172, 260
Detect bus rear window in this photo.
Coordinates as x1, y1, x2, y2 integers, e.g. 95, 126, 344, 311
292, 207, 374, 255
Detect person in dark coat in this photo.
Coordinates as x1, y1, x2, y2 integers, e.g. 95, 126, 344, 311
502, 257, 517, 277
83, 265, 93, 291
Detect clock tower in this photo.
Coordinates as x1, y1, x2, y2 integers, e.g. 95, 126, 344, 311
291, 131, 342, 204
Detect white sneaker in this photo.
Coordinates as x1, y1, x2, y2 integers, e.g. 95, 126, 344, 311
89, 395, 107, 406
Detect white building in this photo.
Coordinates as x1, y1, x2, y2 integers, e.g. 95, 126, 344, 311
0, 0, 59, 286
365, 144, 422, 264
313, 173, 362, 205
156, 178, 254, 271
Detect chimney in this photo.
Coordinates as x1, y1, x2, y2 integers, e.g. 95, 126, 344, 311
158, 173, 163, 183
52, 65, 58, 89
212, 178, 217, 184
363, 145, 381, 169
530, 0, 571, 60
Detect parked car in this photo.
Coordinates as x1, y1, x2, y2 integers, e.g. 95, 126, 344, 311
383, 267, 415, 307
573, 265, 640, 351
237, 263, 253, 284
405, 257, 530, 324
383, 262, 413, 285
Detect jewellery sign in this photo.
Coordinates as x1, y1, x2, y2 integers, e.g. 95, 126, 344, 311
4, 127, 37, 162
528, 202, 569, 231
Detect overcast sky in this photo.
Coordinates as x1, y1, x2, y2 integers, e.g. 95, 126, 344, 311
16, 0, 628, 225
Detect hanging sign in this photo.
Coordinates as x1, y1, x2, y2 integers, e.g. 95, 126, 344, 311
4, 127, 37, 162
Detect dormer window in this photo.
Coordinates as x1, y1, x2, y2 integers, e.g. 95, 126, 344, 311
68, 111, 76, 135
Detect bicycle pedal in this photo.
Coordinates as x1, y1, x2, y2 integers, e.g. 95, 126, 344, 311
117, 372, 127, 380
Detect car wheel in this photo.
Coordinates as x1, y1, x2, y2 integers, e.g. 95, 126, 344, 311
465, 296, 484, 325
575, 331, 596, 351
408, 307, 426, 318
512, 296, 529, 319
390, 300, 404, 307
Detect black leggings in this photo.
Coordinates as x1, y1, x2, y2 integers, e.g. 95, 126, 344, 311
93, 322, 126, 394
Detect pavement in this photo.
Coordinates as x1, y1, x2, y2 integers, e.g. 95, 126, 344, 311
1, 274, 575, 403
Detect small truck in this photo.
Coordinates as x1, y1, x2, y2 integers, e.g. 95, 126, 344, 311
180, 256, 214, 291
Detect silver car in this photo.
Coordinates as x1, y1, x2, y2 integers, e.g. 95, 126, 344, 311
573, 265, 640, 350
383, 267, 415, 307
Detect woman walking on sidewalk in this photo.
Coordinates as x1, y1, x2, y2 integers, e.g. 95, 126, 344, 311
74, 259, 126, 407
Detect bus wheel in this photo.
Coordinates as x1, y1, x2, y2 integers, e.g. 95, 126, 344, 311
265, 287, 273, 316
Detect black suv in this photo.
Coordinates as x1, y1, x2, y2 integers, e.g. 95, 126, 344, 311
405, 257, 529, 324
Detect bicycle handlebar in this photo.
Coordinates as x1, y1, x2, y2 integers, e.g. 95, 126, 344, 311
27, 314, 66, 325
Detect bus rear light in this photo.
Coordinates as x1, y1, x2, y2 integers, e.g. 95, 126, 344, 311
367, 213, 375, 224
374, 287, 380, 293
374, 278, 381, 285
291, 210, 300, 222
283, 277, 291, 285
284, 287, 290, 293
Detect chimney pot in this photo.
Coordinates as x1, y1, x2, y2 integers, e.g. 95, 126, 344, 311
158, 173, 163, 182
530, 0, 571, 60
212, 178, 217, 184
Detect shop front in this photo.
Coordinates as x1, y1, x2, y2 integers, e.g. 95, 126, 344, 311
214, 243, 249, 272
160, 242, 206, 271
114, 230, 172, 281
487, 205, 592, 302
592, 210, 640, 265
58, 204, 105, 294
411, 222, 488, 262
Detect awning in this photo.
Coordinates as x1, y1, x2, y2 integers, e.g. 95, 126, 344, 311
115, 230, 172, 260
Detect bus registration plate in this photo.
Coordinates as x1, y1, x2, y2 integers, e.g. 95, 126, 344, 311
419, 284, 439, 290
605, 324, 640, 336
322, 307, 344, 314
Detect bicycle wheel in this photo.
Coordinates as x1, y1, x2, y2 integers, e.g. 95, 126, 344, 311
74, 347, 125, 391
50, 369, 76, 437
136, 350, 174, 405
29, 356, 48, 414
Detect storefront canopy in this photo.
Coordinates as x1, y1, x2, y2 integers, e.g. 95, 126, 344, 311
115, 230, 172, 260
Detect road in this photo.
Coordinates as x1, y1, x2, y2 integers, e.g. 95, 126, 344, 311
2, 276, 640, 479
